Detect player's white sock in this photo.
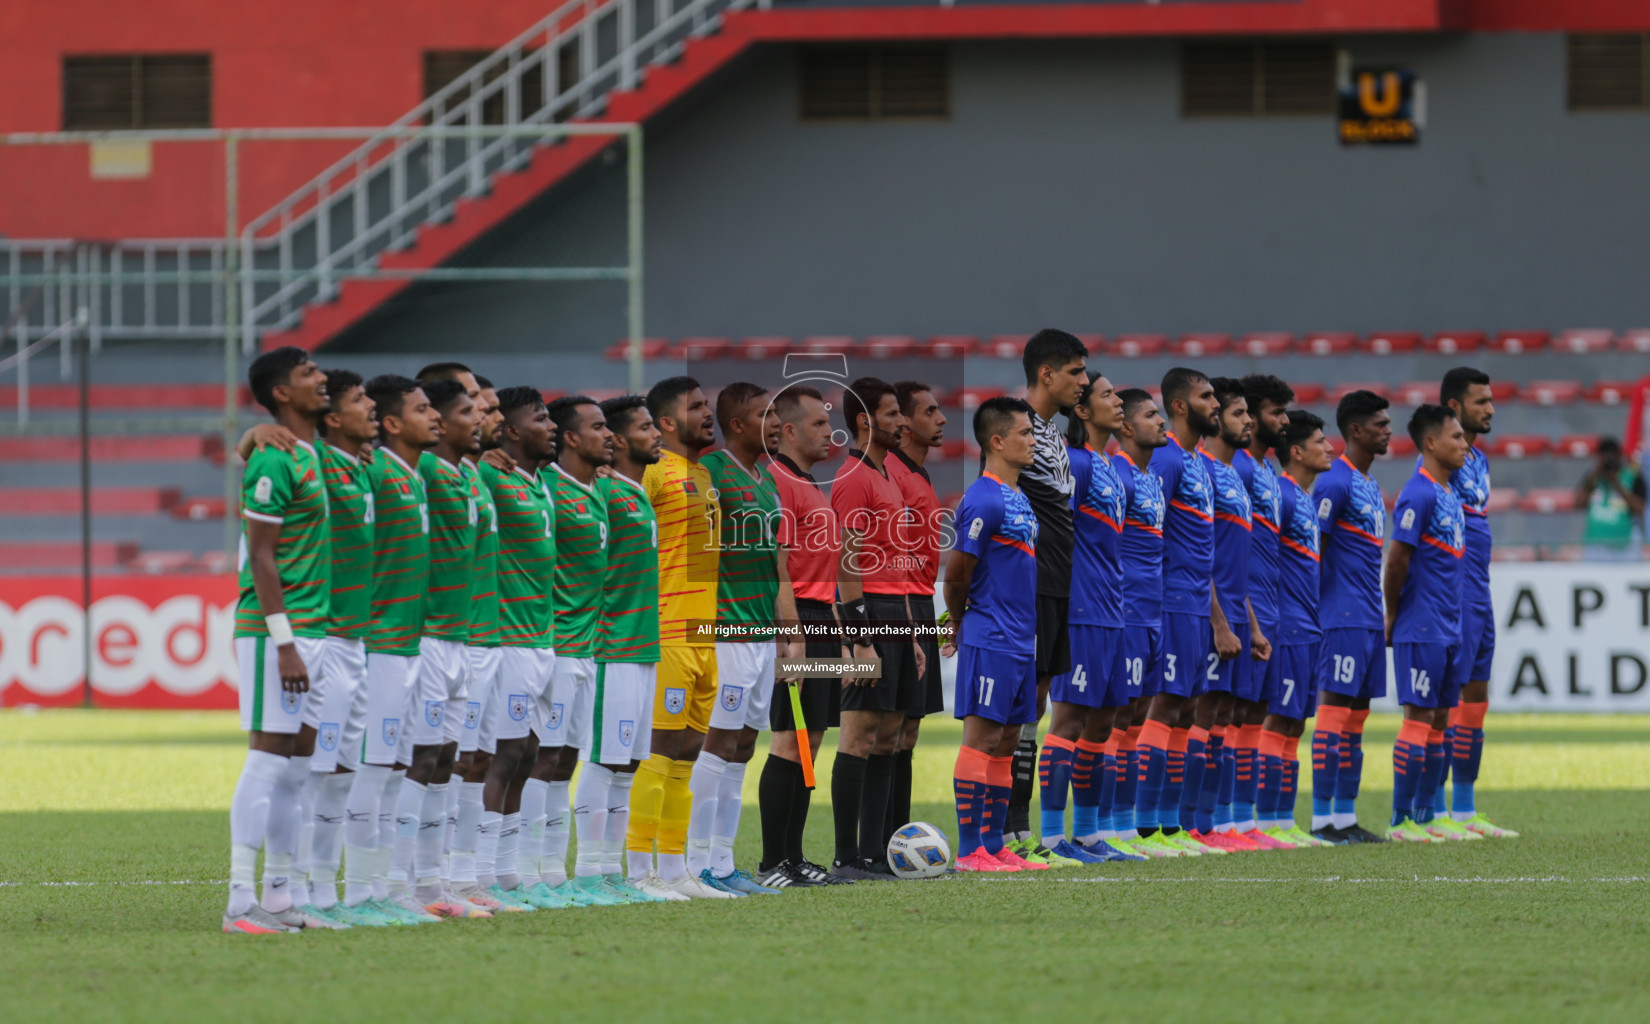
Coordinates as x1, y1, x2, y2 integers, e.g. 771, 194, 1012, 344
309, 771, 352, 909
293, 768, 322, 900
375, 770, 403, 899
520, 778, 549, 884
574, 764, 615, 878
710, 759, 745, 877
496, 812, 521, 890
1311, 813, 1333, 831
450, 781, 484, 886
542, 779, 572, 886
1332, 811, 1358, 830
686, 753, 726, 877
476, 810, 502, 889
227, 749, 285, 916
414, 782, 447, 901
605, 771, 635, 876
389, 778, 425, 892
260, 754, 310, 913
657, 853, 687, 883
342, 765, 386, 906
1075, 830, 1103, 847
1234, 817, 1257, 834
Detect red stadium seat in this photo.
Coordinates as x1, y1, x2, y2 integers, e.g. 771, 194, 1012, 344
1486, 487, 1520, 514
1556, 329, 1614, 354
0, 540, 138, 570
1169, 333, 1231, 357
582, 388, 626, 403
1489, 330, 1549, 354
538, 389, 566, 404
733, 336, 792, 360
1298, 332, 1356, 356
1326, 382, 1390, 403
799, 335, 855, 354
172, 496, 227, 521
128, 550, 200, 574
0, 434, 221, 462
924, 335, 979, 358
0, 486, 181, 516
1491, 544, 1538, 562
1518, 488, 1576, 514
1360, 331, 1420, 355
1489, 380, 1520, 402
1484, 435, 1549, 459
1327, 436, 1347, 458
1618, 329, 1650, 353
603, 337, 670, 362
861, 335, 917, 359
962, 439, 982, 458
940, 438, 968, 460
1387, 436, 1417, 457
1424, 331, 1485, 354
1587, 380, 1635, 405
982, 335, 1030, 360
1074, 333, 1107, 356
1239, 332, 1293, 357
1556, 434, 1602, 458
668, 336, 731, 360
1113, 334, 1167, 358
1521, 379, 1583, 406
1393, 381, 1437, 407
1289, 383, 1325, 405
956, 386, 1006, 410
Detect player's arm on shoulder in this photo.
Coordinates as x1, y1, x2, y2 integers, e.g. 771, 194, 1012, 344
236, 422, 298, 462
481, 447, 515, 474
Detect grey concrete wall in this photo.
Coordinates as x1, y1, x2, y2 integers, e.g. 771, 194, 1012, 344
330, 31, 1650, 353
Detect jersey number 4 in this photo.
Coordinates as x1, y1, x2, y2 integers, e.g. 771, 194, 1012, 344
1069, 665, 1087, 692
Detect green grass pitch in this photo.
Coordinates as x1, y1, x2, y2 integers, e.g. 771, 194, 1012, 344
3, 710, 1648, 1023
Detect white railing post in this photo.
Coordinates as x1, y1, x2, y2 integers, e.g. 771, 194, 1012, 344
16, 322, 28, 427
620, 0, 637, 90
316, 178, 332, 300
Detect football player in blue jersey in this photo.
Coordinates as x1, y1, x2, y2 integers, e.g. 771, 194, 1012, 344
1034, 373, 1145, 863
1308, 390, 1393, 845
1438, 367, 1517, 838
943, 397, 1046, 873
1190, 378, 1273, 851
1110, 389, 1173, 856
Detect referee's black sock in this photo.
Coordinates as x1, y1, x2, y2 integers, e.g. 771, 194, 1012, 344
758, 753, 799, 872
886, 747, 914, 847
832, 752, 867, 866
1008, 736, 1038, 838
786, 757, 814, 866
859, 753, 895, 863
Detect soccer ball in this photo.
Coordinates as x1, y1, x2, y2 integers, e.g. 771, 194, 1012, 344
886, 822, 952, 879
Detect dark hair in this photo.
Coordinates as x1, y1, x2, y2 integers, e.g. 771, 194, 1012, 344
495, 385, 546, 423
1278, 409, 1325, 465
364, 374, 422, 425
1440, 366, 1491, 408
773, 385, 824, 423
1335, 389, 1391, 437
323, 368, 363, 404
1407, 404, 1457, 448
601, 394, 648, 435
1021, 328, 1089, 386
974, 396, 1033, 451
1600, 436, 1623, 455
1116, 387, 1156, 423
646, 375, 701, 424
423, 377, 470, 415
248, 346, 311, 414
1064, 370, 1103, 447
547, 396, 599, 450
840, 376, 897, 437
1239, 373, 1295, 414
1161, 366, 1209, 415
715, 381, 769, 434
894, 380, 934, 417
416, 361, 472, 383
1210, 376, 1247, 414
474, 373, 494, 390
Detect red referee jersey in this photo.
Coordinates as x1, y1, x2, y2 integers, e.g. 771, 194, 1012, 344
768, 454, 838, 604
887, 447, 941, 596
830, 449, 909, 597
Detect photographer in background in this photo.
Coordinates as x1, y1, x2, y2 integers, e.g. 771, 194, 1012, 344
1576, 437, 1646, 562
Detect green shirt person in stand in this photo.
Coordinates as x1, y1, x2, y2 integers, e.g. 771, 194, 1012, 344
1576, 437, 1646, 562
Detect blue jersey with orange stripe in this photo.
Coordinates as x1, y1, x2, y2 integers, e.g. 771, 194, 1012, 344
1448, 445, 1493, 602
1276, 471, 1322, 643
1112, 452, 1165, 627
1150, 435, 1215, 615
955, 471, 1038, 656
1391, 467, 1465, 644
1201, 448, 1252, 627
1233, 448, 1282, 628
1068, 444, 1124, 628
1315, 455, 1386, 630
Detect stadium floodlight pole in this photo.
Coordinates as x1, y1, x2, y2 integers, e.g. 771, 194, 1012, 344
223, 132, 241, 565
627, 123, 644, 395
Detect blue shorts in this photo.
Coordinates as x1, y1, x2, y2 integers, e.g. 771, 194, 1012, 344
1161, 612, 1213, 699
1455, 601, 1495, 683
1051, 625, 1126, 710
954, 644, 1039, 725
1122, 622, 1162, 701
1206, 623, 1251, 695
1268, 642, 1320, 720
1394, 642, 1465, 709
1318, 627, 1388, 700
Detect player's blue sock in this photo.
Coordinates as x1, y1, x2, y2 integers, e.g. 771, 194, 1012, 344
1116, 732, 1139, 834
1391, 720, 1428, 826
1449, 702, 1486, 817
1196, 726, 1222, 834
1182, 727, 1209, 833
1136, 720, 1170, 832
1037, 735, 1075, 842
1311, 705, 1345, 827
1335, 711, 1367, 822
1430, 730, 1451, 817
983, 755, 1012, 855
1413, 730, 1446, 825
954, 746, 990, 857
1214, 732, 1236, 830
1158, 728, 1187, 832
1281, 745, 1301, 827
1256, 750, 1282, 826
1233, 725, 1258, 827
1070, 738, 1104, 842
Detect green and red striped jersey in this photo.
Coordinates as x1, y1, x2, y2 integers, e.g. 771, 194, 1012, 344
480, 461, 556, 649
546, 463, 608, 658
319, 442, 374, 639
465, 459, 502, 647
419, 452, 478, 641
703, 448, 780, 640
365, 447, 430, 656
235, 440, 331, 638
596, 472, 660, 663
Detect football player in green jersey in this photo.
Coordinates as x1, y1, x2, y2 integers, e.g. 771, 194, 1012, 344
477, 387, 563, 909
692, 382, 788, 896
225, 346, 333, 934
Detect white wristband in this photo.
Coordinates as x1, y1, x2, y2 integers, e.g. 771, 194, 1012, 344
266, 613, 295, 646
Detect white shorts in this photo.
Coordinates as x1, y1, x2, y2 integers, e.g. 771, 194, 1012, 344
491, 646, 555, 744
584, 662, 656, 766
363, 651, 419, 766
538, 655, 595, 751
312, 636, 366, 772
711, 642, 777, 733
237, 635, 326, 735
413, 636, 471, 748
465, 645, 503, 755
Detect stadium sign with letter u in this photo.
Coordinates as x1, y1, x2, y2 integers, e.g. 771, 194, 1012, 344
1338, 66, 1420, 146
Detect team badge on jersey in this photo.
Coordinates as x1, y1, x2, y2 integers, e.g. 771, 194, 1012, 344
424, 700, 444, 729
619, 720, 635, 746
382, 718, 401, 748
508, 694, 529, 722
664, 687, 686, 715
319, 723, 339, 751
280, 690, 301, 715
464, 701, 481, 730
547, 703, 564, 729
720, 685, 745, 711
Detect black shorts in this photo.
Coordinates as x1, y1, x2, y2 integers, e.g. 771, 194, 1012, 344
840, 593, 922, 715
770, 599, 842, 732
1035, 594, 1072, 679
907, 593, 944, 718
